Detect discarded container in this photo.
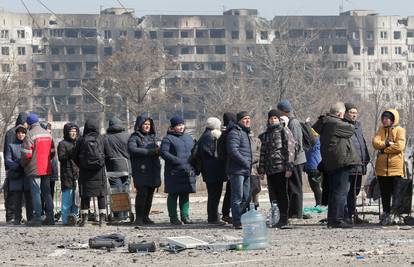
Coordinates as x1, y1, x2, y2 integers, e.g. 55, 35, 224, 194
267, 201, 280, 227
241, 203, 269, 250
89, 239, 116, 249
128, 242, 156, 253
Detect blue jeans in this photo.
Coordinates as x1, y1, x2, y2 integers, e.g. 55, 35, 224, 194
229, 175, 251, 226
31, 176, 54, 220
327, 167, 350, 225
61, 189, 79, 224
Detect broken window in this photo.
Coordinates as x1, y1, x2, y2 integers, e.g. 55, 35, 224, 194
17, 30, 25, 38
163, 31, 175, 38
86, 62, 97, 71
196, 46, 206, 54
215, 45, 226, 54
51, 80, 61, 88
181, 63, 190, 71
260, 31, 268, 40
352, 46, 361, 55
196, 30, 207, 38
232, 47, 239, 56
408, 31, 414, 38
18, 64, 26, 72
409, 45, 414, 53
350, 31, 360, 40
81, 46, 97, 54
66, 63, 79, 72
394, 31, 401, 40
104, 47, 112, 56
366, 31, 374, 40
319, 30, 332, 39
134, 30, 142, 39
50, 29, 64, 37
17, 47, 26, 55
149, 31, 157, 39
36, 63, 46, 71
231, 31, 239, 39
210, 29, 225, 38
368, 47, 375, 55
193, 63, 204, 70
274, 31, 281, 39
51, 47, 60, 55
34, 79, 49, 87
81, 29, 97, 38
180, 47, 192, 54
1, 47, 9, 55
66, 47, 76, 55
51, 64, 60, 71
210, 62, 225, 71
353, 62, 361, 70
104, 30, 111, 39
33, 29, 42, 37
335, 29, 346, 38
119, 30, 127, 37
67, 80, 80, 87
332, 45, 347, 54
180, 30, 191, 38
245, 30, 254, 39
0, 30, 9, 39
68, 97, 77, 105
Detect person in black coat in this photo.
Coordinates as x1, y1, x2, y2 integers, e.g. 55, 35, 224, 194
57, 122, 80, 225
103, 117, 130, 219
4, 125, 32, 224
198, 117, 225, 224
3, 112, 27, 223
344, 103, 370, 224
128, 115, 161, 225
160, 116, 196, 225
226, 111, 253, 229
73, 119, 107, 226
217, 112, 237, 224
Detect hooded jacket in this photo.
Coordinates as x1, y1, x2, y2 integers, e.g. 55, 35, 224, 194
73, 119, 106, 197
128, 116, 161, 188
313, 114, 360, 173
20, 122, 55, 177
258, 123, 296, 175
160, 129, 196, 193
57, 123, 80, 190
103, 117, 130, 174
198, 128, 225, 183
372, 109, 406, 177
226, 123, 252, 176
3, 112, 27, 170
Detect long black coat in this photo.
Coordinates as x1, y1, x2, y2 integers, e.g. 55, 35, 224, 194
57, 123, 79, 191
198, 128, 225, 183
103, 121, 130, 173
73, 120, 106, 197
160, 130, 196, 193
128, 116, 161, 188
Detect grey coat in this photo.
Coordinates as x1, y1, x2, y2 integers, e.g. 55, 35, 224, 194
288, 116, 307, 165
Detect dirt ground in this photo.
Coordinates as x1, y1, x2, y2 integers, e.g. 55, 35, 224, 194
1, 191, 414, 267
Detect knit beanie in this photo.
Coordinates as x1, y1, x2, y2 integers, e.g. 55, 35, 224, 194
206, 117, 221, 130
236, 111, 250, 122
170, 116, 185, 127
223, 112, 237, 127
26, 113, 39, 126
268, 109, 282, 119
277, 100, 293, 113
345, 103, 357, 112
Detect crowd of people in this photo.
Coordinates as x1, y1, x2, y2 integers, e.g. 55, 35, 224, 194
1, 99, 407, 229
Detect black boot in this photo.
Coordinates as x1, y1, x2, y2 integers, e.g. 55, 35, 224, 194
181, 216, 193, 224
275, 215, 289, 229
79, 211, 88, 227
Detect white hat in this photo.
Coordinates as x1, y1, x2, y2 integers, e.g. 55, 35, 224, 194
206, 117, 221, 130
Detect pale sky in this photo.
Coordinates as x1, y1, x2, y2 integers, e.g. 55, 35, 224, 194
0, 0, 413, 19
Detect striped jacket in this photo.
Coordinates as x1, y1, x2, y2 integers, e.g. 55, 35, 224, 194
21, 122, 55, 177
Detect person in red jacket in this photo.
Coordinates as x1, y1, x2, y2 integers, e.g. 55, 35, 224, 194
21, 113, 55, 226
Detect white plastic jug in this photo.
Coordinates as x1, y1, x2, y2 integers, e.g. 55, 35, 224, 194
241, 203, 269, 250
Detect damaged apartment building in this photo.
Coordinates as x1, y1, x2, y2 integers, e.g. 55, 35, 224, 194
1, 8, 414, 126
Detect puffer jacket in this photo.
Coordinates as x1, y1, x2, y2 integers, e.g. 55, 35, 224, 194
313, 114, 360, 173
226, 123, 252, 176
5, 141, 31, 191
128, 116, 161, 188
3, 112, 27, 170
304, 137, 322, 172
258, 123, 295, 175
372, 109, 406, 177
20, 122, 55, 177
160, 129, 196, 193
57, 123, 79, 190
103, 118, 130, 173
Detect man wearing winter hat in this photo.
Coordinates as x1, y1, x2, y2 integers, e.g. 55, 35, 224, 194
21, 113, 56, 226
277, 100, 308, 219
217, 112, 237, 224
3, 111, 28, 223
226, 111, 253, 229
198, 117, 226, 224
344, 103, 370, 224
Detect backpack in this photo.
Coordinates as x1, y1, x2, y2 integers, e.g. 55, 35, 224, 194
79, 135, 105, 170
300, 121, 317, 152
288, 118, 317, 153
189, 139, 202, 176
